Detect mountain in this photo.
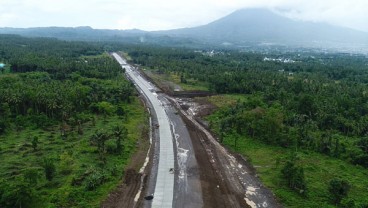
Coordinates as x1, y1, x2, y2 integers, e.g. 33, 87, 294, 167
1, 8, 368, 51
158, 8, 368, 48
0, 26, 148, 41
0, 26, 199, 47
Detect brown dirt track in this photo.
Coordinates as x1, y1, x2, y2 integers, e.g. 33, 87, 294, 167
180, 111, 251, 208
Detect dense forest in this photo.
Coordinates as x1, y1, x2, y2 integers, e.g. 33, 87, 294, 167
0, 35, 146, 207
125, 45, 368, 207
126, 46, 368, 166
2, 34, 368, 207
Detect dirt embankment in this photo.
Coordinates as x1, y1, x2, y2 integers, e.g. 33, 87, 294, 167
174, 101, 250, 208
170, 96, 281, 208
101, 169, 144, 208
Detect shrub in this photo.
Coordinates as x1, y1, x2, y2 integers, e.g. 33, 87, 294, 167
0, 177, 35, 208
84, 169, 107, 191
329, 178, 350, 205
42, 157, 56, 181
23, 168, 40, 186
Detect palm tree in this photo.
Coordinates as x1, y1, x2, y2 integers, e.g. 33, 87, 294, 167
112, 126, 127, 154
90, 131, 109, 162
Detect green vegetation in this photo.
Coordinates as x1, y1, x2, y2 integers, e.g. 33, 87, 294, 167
209, 132, 368, 207
281, 154, 307, 195
329, 178, 351, 205
124, 47, 213, 91
143, 68, 208, 91
125, 45, 368, 207
126, 45, 368, 166
0, 35, 147, 207
206, 95, 368, 207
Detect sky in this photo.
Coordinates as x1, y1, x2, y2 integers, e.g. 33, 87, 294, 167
0, 0, 367, 32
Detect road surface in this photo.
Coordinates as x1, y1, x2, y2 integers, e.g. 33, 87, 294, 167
112, 52, 280, 208
113, 53, 175, 208
112, 53, 203, 208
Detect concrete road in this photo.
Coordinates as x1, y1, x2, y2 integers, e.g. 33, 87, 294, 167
112, 53, 203, 208
158, 95, 203, 208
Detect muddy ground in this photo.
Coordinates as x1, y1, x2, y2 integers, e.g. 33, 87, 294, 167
170, 96, 282, 208
178, 108, 250, 208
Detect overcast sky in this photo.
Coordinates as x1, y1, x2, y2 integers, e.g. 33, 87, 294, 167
0, 0, 367, 32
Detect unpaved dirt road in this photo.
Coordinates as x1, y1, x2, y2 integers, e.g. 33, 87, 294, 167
171, 97, 281, 208
108, 53, 281, 208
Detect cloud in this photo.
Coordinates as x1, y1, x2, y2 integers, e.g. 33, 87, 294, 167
0, 14, 18, 27
269, 0, 368, 31
0, 0, 367, 32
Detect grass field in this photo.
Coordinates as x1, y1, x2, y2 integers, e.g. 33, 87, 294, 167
220, 135, 368, 207
206, 94, 368, 208
0, 97, 147, 207
143, 69, 209, 91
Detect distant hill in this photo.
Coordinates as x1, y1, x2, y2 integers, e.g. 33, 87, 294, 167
0, 26, 148, 41
1, 8, 368, 52
157, 8, 368, 49
0, 26, 199, 47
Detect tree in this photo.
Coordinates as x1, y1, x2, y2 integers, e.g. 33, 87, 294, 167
281, 154, 307, 195
329, 178, 350, 205
90, 131, 109, 162
357, 137, 368, 154
180, 74, 187, 83
116, 106, 125, 117
77, 120, 83, 135
112, 125, 127, 154
97, 101, 115, 118
42, 157, 56, 181
298, 94, 316, 118
31, 136, 39, 151
0, 103, 11, 134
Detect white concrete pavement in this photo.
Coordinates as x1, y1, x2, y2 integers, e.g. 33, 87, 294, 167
112, 53, 174, 208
